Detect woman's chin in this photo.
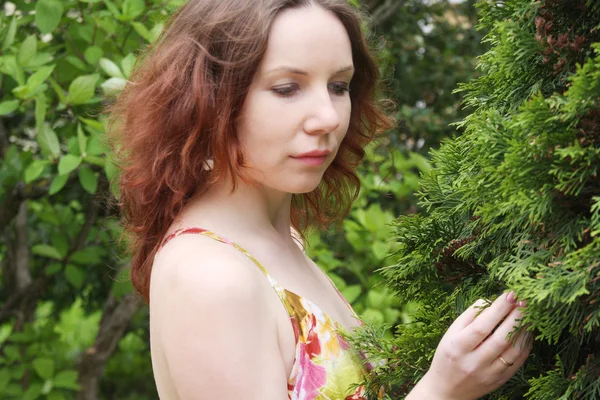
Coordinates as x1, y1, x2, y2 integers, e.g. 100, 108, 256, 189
289, 180, 323, 194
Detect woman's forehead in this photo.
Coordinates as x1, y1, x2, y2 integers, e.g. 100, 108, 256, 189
258, 5, 354, 75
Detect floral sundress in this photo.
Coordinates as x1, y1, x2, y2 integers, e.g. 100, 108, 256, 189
160, 228, 380, 400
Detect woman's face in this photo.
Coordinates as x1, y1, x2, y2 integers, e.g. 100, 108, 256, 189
236, 5, 354, 194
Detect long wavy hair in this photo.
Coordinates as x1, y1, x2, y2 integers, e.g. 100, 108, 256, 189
109, 0, 394, 302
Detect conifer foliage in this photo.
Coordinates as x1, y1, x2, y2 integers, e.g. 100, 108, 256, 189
352, 1, 600, 398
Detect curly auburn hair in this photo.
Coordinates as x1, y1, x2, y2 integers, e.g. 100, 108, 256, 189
108, 0, 394, 303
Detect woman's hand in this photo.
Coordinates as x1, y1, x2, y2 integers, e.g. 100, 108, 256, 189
409, 292, 532, 400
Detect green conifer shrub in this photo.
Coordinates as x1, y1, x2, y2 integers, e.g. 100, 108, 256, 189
350, 1, 600, 398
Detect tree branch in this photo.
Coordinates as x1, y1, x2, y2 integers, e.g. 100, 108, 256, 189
14, 202, 31, 291
0, 182, 50, 229
366, 0, 406, 28
76, 273, 143, 400
69, 178, 108, 257
0, 118, 8, 159
0, 276, 48, 326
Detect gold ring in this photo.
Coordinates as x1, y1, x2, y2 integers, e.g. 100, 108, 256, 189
499, 356, 514, 367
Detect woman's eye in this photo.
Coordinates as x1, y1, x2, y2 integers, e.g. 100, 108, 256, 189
271, 84, 299, 98
329, 82, 350, 95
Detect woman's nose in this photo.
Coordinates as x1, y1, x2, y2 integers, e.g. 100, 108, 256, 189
303, 92, 342, 135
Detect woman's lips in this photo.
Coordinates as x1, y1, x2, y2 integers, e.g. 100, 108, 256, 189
292, 155, 328, 166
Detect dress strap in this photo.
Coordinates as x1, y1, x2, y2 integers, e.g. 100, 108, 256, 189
160, 227, 274, 277
159, 227, 298, 318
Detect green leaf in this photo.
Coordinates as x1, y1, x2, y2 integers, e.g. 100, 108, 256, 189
372, 241, 390, 261
4, 145, 22, 177
18, 35, 37, 66
70, 246, 105, 264
85, 155, 105, 167
121, 53, 136, 78
326, 272, 346, 290
77, 124, 88, 154
409, 151, 432, 173
112, 276, 134, 299
122, 0, 145, 20
35, 0, 65, 34
0, 100, 19, 115
26, 65, 56, 95
47, 391, 67, 400
341, 285, 362, 304
99, 58, 124, 78
48, 76, 68, 105
0, 56, 25, 85
383, 308, 400, 324
5, 383, 22, 396
361, 308, 385, 326
86, 134, 107, 156
32, 244, 63, 260
103, 0, 122, 17
131, 22, 150, 41
22, 383, 42, 400
80, 117, 105, 132
27, 52, 54, 68
1, 17, 17, 51
65, 264, 84, 288
78, 166, 98, 194
45, 263, 62, 276
49, 174, 69, 195
32, 358, 54, 380
104, 156, 119, 181
24, 160, 47, 183
4, 346, 19, 363
37, 123, 60, 159
35, 94, 47, 133
41, 379, 53, 395
66, 74, 99, 105
101, 77, 127, 97
84, 46, 104, 65
0, 368, 11, 392
58, 154, 82, 175
65, 55, 87, 71
53, 370, 79, 390
367, 290, 385, 309
148, 23, 164, 43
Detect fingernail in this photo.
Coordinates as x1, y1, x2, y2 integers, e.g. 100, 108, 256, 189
507, 291, 517, 304
518, 300, 527, 307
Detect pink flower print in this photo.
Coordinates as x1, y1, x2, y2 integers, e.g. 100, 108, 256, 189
294, 342, 327, 399
337, 332, 350, 351
305, 314, 321, 358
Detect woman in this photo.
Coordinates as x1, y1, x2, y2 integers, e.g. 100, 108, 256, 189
110, 0, 532, 398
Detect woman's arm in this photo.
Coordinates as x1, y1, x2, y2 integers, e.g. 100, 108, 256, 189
150, 235, 289, 399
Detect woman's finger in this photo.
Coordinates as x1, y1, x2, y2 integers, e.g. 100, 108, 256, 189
488, 322, 530, 370
457, 291, 519, 351
475, 304, 526, 362
493, 331, 533, 378
449, 298, 490, 333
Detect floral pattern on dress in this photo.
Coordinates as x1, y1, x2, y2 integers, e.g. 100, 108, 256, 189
284, 291, 373, 400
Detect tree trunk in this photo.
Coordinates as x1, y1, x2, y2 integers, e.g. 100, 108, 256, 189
76, 288, 143, 400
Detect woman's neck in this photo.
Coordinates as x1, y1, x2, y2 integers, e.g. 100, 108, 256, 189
175, 178, 295, 239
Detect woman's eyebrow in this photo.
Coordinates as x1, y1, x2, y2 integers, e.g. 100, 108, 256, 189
265, 65, 355, 76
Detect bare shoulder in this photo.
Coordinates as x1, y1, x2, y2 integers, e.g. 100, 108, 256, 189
150, 233, 263, 302
149, 233, 288, 399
